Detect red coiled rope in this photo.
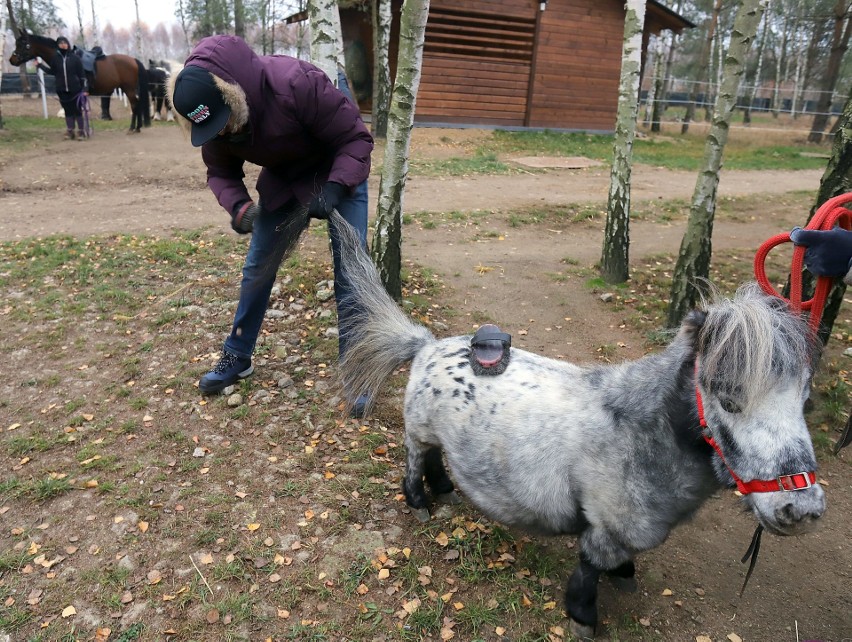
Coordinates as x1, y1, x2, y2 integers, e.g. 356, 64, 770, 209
754, 192, 852, 330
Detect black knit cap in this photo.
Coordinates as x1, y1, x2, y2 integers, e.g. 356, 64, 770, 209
56, 36, 70, 47
171, 65, 231, 147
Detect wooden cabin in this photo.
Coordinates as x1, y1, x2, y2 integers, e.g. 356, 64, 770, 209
339, 0, 693, 132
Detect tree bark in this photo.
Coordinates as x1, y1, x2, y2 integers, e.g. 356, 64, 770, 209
771, 11, 791, 117
682, 0, 723, 135
786, 87, 852, 342
74, 0, 85, 47
309, 0, 343, 85
90, 0, 99, 44
371, 0, 392, 138
743, 1, 770, 125
808, 0, 852, 142
667, 0, 769, 326
600, 0, 647, 284
372, 0, 430, 300
234, 0, 245, 38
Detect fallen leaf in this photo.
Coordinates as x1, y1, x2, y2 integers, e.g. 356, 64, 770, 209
61, 605, 76, 618
727, 634, 743, 642
662, 588, 673, 596
199, 553, 214, 565
696, 637, 712, 642
550, 625, 565, 637
269, 574, 281, 583
639, 617, 651, 627
452, 602, 464, 611
120, 591, 133, 604
356, 584, 369, 595
542, 601, 556, 610
440, 627, 455, 640
94, 627, 111, 642
435, 532, 449, 547
147, 570, 162, 585
378, 568, 390, 580
138, 521, 149, 533
247, 523, 261, 531
277, 608, 290, 619
496, 627, 507, 635
206, 609, 220, 624
401, 598, 421, 615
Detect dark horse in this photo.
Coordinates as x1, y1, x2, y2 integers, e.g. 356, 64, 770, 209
9, 30, 151, 132
147, 60, 172, 121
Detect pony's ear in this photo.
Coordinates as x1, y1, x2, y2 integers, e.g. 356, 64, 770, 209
678, 309, 706, 350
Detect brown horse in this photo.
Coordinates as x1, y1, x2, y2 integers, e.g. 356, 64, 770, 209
9, 31, 151, 132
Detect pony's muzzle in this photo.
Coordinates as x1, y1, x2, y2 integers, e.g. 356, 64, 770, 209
751, 485, 826, 536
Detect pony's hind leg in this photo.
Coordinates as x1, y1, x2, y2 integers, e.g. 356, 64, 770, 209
402, 437, 431, 523
424, 447, 460, 505
565, 553, 602, 640
605, 560, 637, 593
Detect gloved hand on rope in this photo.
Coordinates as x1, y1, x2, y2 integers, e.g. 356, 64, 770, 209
307, 182, 346, 220
790, 226, 852, 278
231, 201, 260, 234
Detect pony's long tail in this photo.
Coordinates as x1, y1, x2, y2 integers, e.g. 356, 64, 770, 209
135, 60, 151, 127
331, 211, 435, 415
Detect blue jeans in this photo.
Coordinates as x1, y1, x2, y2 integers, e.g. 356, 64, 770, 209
223, 182, 369, 360
223, 69, 368, 362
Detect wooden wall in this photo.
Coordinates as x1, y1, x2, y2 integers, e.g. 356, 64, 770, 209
341, 0, 681, 132
415, 1, 536, 126
527, 0, 625, 130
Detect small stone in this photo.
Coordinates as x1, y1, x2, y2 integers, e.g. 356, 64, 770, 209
227, 394, 243, 407
324, 327, 339, 339
844, 347, 852, 357
600, 292, 614, 303
316, 288, 334, 302
192, 447, 205, 458
278, 376, 294, 389
694, 587, 705, 597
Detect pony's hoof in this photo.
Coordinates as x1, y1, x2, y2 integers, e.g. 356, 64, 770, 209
127, 129, 141, 135
608, 575, 638, 593
436, 491, 462, 505
568, 618, 596, 640
411, 507, 431, 523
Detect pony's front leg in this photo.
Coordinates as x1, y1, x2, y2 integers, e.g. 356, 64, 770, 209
605, 560, 637, 593
402, 438, 431, 523
565, 553, 602, 640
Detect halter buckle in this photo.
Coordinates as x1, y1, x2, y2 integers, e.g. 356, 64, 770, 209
777, 472, 813, 491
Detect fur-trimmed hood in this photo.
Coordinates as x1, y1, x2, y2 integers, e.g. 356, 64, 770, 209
171, 35, 373, 215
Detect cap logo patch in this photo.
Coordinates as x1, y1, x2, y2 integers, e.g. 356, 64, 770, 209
187, 104, 211, 124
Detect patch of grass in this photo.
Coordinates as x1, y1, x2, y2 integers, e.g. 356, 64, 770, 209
0, 606, 35, 632
30, 476, 72, 501
412, 152, 512, 177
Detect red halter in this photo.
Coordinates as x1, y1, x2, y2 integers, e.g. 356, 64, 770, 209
694, 365, 816, 495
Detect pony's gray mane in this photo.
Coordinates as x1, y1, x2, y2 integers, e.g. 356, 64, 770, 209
697, 283, 818, 408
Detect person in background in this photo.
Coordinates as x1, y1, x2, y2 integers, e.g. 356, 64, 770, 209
169, 35, 373, 416
35, 36, 88, 140
790, 226, 852, 285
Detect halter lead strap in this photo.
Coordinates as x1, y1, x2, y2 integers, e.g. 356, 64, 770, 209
694, 364, 816, 495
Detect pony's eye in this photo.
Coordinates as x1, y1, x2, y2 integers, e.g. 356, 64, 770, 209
719, 398, 742, 414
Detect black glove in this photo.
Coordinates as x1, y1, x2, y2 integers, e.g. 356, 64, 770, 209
790, 226, 852, 277
307, 182, 346, 220
231, 201, 259, 234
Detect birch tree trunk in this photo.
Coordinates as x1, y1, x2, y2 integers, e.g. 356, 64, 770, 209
644, 36, 661, 127
808, 0, 852, 142
372, 0, 430, 300
234, 0, 246, 38
371, 0, 392, 138
667, 0, 768, 326
90, 0, 99, 44
133, 0, 143, 60
600, 0, 647, 284
771, 12, 790, 117
309, 0, 343, 85
75, 0, 85, 47
806, 86, 852, 341
743, 0, 770, 124
682, 0, 723, 134
0, 1, 6, 129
